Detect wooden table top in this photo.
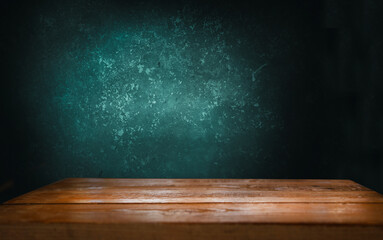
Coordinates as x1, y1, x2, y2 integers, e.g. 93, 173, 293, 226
1, 178, 383, 240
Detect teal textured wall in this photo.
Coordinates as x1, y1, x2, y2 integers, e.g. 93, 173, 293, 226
3, 0, 383, 203
2, 0, 327, 194
19, 0, 291, 180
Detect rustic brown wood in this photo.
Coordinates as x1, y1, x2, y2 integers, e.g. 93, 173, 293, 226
5, 178, 383, 204
1, 203, 383, 224
1, 223, 383, 240
1, 178, 383, 240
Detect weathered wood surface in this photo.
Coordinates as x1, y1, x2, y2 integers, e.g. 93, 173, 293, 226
1, 203, 383, 224
5, 178, 383, 204
1, 178, 383, 240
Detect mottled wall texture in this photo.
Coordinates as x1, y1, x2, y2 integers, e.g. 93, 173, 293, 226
1, 0, 383, 202
22, 1, 285, 179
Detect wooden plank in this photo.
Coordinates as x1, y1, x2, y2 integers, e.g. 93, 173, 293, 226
1, 203, 383, 224
6, 178, 383, 204
2, 178, 383, 240
1, 223, 383, 240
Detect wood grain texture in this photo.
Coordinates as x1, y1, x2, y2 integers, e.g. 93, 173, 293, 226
1, 203, 383, 224
1, 223, 383, 240
1, 178, 383, 240
5, 178, 383, 204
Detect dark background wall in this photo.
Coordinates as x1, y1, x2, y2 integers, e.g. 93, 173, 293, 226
1, 0, 382, 203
